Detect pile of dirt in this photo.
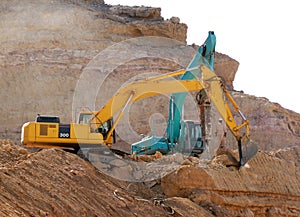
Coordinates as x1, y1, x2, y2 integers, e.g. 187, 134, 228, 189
0, 140, 169, 217
1, 140, 299, 216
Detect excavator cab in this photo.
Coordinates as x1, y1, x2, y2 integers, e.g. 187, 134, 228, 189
78, 112, 93, 124
178, 120, 204, 155
78, 111, 115, 143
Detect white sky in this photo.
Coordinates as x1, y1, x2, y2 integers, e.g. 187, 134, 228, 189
106, 0, 300, 114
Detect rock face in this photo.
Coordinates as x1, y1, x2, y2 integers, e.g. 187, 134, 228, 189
227, 92, 300, 151
214, 52, 239, 90
0, 0, 186, 142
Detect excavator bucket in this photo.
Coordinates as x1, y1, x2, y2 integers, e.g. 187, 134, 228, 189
239, 138, 258, 167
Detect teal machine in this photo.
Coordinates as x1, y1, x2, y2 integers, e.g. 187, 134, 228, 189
131, 31, 216, 155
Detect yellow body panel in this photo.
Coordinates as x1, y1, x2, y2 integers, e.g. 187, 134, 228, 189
22, 122, 104, 149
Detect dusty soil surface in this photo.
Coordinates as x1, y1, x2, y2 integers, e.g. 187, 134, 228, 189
1, 140, 299, 217
0, 140, 169, 217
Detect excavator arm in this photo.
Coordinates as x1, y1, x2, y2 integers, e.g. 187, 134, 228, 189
199, 65, 257, 166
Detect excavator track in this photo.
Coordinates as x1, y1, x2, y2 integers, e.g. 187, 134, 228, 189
75, 145, 130, 162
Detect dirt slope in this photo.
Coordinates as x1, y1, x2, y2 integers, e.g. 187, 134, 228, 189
1, 140, 299, 217
0, 140, 168, 217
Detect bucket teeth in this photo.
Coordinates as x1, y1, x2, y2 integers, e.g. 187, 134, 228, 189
240, 139, 258, 166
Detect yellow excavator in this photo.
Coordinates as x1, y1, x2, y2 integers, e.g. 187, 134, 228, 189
21, 32, 257, 166
21, 70, 211, 150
